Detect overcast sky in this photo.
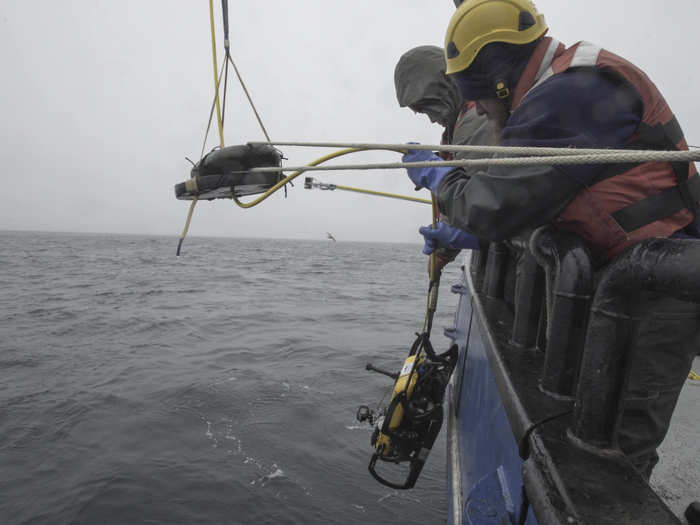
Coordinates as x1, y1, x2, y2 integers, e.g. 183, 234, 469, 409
1, 1, 698, 243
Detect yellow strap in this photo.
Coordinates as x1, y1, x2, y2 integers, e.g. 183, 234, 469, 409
178, 1, 223, 254
329, 184, 431, 205
689, 370, 700, 381
176, 197, 198, 256
429, 195, 439, 282
208, 0, 225, 148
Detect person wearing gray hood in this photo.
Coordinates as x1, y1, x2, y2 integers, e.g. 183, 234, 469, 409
395, 45, 496, 164
394, 45, 496, 267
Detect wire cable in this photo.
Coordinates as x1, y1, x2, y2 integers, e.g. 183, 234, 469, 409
249, 140, 700, 159
230, 147, 408, 209
228, 54, 271, 143
305, 180, 431, 205
240, 149, 700, 174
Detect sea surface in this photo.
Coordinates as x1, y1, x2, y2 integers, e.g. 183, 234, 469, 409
0, 231, 464, 525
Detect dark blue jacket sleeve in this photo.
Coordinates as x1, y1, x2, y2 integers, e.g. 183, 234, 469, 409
436, 69, 644, 240
501, 68, 643, 184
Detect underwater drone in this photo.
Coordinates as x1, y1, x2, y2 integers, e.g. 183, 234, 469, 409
357, 334, 458, 490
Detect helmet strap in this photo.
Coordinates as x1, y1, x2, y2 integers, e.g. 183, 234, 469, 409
494, 79, 511, 100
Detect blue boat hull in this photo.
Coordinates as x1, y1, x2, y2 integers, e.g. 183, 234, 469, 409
446, 272, 535, 525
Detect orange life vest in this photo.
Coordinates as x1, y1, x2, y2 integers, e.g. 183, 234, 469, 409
512, 38, 699, 260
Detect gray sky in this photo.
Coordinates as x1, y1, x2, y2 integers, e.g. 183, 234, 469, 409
1, 1, 698, 243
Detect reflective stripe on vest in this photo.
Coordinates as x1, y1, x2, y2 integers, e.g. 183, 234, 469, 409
514, 40, 698, 261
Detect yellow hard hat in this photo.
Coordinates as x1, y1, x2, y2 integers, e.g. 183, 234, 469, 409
445, 0, 547, 75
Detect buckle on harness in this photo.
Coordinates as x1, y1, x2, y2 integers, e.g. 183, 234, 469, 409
495, 81, 510, 100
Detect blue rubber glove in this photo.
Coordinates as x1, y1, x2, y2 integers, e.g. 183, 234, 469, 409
403, 145, 453, 193
419, 222, 480, 254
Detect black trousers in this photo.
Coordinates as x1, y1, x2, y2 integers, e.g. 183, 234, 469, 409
617, 291, 700, 479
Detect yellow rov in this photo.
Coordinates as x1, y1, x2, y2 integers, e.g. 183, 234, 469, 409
357, 334, 458, 489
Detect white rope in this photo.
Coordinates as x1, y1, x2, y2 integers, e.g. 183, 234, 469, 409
228, 55, 271, 142
248, 140, 700, 159
246, 149, 700, 174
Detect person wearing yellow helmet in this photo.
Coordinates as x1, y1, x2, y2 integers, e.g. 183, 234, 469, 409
444, 0, 547, 129
403, 0, 700, 480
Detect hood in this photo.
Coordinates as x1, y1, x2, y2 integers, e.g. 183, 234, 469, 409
394, 45, 463, 126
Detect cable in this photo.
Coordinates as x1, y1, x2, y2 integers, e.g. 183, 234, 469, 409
178, 1, 227, 255
230, 147, 408, 209
239, 149, 700, 175
249, 140, 700, 159
208, 0, 225, 149
228, 54, 271, 143
199, 57, 227, 161
305, 180, 431, 205
327, 184, 431, 205
176, 197, 198, 256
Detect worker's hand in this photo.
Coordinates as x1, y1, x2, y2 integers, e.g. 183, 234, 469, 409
419, 222, 479, 254
403, 144, 454, 193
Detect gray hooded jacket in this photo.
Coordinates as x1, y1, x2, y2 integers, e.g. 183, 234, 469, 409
394, 45, 496, 167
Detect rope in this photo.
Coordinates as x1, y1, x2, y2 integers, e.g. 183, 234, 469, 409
219, 0, 271, 142
208, 0, 225, 149
176, 197, 198, 256
220, 50, 230, 126
325, 184, 431, 204
199, 57, 227, 161
178, 1, 227, 255
249, 140, 700, 159
219, 1, 231, 127
225, 54, 284, 194
690, 370, 700, 381
239, 149, 700, 175
307, 180, 431, 205
228, 55, 271, 142
230, 147, 407, 209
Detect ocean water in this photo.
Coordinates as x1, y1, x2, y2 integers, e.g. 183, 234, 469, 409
0, 231, 463, 525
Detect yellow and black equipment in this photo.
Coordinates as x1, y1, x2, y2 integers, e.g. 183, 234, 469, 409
357, 334, 458, 490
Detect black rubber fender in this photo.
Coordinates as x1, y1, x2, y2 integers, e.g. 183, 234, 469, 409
686, 501, 700, 525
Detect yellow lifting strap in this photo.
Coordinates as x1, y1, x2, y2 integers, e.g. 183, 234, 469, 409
208, 0, 225, 149
178, 1, 227, 256
313, 182, 431, 205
